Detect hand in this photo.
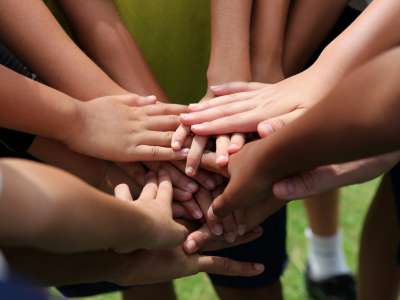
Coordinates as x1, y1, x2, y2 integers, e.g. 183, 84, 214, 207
181, 70, 327, 136
183, 224, 263, 254
273, 151, 400, 200
65, 94, 189, 161
208, 139, 277, 220
112, 170, 188, 253
172, 90, 245, 175
111, 246, 265, 286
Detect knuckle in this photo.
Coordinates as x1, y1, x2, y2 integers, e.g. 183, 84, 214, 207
301, 171, 315, 192
151, 146, 160, 161
221, 258, 234, 273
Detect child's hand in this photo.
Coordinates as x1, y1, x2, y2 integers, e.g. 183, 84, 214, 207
65, 94, 189, 162
112, 170, 188, 253
183, 224, 263, 254
172, 91, 245, 175
181, 71, 325, 136
111, 246, 264, 286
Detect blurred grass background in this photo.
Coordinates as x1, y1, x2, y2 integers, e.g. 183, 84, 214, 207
44, 0, 379, 299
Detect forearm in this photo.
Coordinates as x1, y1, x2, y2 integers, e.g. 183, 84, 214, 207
208, 0, 253, 84
309, 0, 400, 90
3, 248, 121, 286
0, 0, 124, 100
283, 0, 348, 76
261, 48, 400, 179
0, 66, 78, 142
251, 0, 291, 82
0, 159, 151, 253
57, 0, 166, 99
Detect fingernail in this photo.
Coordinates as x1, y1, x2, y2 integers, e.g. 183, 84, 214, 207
238, 225, 246, 236
145, 95, 157, 100
225, 232, 236, 243
286, 180, 295, 195
210, 85, 224, 92
180, 148, 190, 156
205, 179, 216, 190
212, 224, 223, 236
228, 144, 240, 153
187, 182, 199, 193
189, 103, 201, 110
259, 123, 274, 136
193, 209, 203, 219
273, 182, 288, 198
191, 124, 206, 131
254, 263, 265, 272
185, 166, 195, 176
172, 141, 181, 150
185, 239, 197, 253
216, 155, 229, 166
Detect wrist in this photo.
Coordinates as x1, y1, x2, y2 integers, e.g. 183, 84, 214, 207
54, 98, 83, 146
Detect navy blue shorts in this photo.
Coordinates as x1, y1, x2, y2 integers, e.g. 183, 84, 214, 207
389, 164, 400, 263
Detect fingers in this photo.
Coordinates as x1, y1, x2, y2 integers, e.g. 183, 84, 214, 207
174, 188, 193, 201
132, 146, 189, 161
257, 109, 305, 138
191, 112, 260, 136
211, 186, 237, 242
172, 125, 191, 150
117, 93, 157, 106
156, 169, 173, 206
200, 152, 229, 177
145, 162, 198, 194
197, 255, 264, 277
229, 134, 246, 154
181, 100, 254, 125
184, 225, 263, 254
146, 115, 181, 131
209, 81, 266, 96
185, 136, 208, 176
141, 131, 174, 147
188, 91, 255, 112
172, 203, 192, 219
138, 172, 158, 200
115, 162, 147, 187
181, 199, 203, 220
114, 183, 134, 201
216, 135, 230, 167
144, 103, 188, 116
171, 161, 217, 190
195, 189, 223, 236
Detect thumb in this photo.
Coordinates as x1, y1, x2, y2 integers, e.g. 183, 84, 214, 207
208, 180, 240, 220
116, 93, 157, 106
210, 81, 266, 96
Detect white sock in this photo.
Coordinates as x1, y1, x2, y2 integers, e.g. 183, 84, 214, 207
306, 228, 351, 281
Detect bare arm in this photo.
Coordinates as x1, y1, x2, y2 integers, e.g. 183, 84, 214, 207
283, 0, 348, 76
56, 0, 167, 99
251, 0, 291, 82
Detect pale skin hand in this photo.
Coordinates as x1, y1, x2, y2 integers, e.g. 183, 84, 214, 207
273, 152, 400, 200
67, 97, 190, 162
112, 170, 189, 253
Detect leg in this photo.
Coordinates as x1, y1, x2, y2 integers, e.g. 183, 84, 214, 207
358, 175, 400, 300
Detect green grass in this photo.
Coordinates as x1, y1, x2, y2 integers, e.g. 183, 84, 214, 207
50, 179, 379, 300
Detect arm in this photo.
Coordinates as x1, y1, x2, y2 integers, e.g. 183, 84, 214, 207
251, 0, 291, 82
0, 159, 187, 253
0, 0, 124, 99
283, 0, 348, 76
210, 47, 400, 218
56, 0, 167, 99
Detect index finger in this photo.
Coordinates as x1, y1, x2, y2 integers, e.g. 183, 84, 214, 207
156, 169, 173, 205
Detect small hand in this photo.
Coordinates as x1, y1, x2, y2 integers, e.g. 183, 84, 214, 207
112, 170, 188, 253
181, 71, 324, 136
66, 94, 189, 161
